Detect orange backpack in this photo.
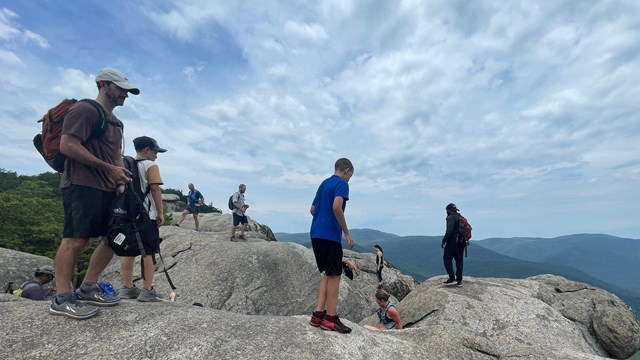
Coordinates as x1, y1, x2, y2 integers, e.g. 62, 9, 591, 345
33, 98, 106, 172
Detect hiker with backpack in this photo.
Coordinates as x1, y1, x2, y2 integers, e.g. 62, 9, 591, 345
174, 183, 204, 231
229, 183, 250, 241
364, 289, 403, 331
308, 158, 355, 334
441, 203, 471, 286
117, 136, 167, 302
48, 68, 139, 320
15, 265, 56, 301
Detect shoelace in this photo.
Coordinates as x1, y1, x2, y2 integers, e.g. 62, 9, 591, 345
67, 293, 86, 308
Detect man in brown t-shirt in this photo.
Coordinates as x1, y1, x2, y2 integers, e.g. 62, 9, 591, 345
49, 68, 139, 320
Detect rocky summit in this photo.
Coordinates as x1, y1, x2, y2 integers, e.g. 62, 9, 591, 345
1, 213, 639, 359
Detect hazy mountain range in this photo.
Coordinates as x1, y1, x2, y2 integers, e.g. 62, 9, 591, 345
275, 230, 640, 316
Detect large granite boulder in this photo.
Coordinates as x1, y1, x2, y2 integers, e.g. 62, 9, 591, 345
171, 212, 276, 241
343, 250, 416, 301
361, 275, 640, 359
0, 248, 55, 298
100, 226, 374, 322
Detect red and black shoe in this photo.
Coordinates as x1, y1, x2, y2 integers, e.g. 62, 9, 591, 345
320, 314, 352, 333
309, 310, 326, 327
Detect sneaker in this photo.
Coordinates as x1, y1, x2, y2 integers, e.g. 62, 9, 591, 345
320, 315, 352, 334
456, 279, 463, 286
76, 284, 120, 307
137, 287, 162, 302
238, 234, 246, 240
230, 236, 238, 242
118, 286, 141, 299
173, 223, 180, 227
443, 278, 456, 285
49, 293, 100, 320
309, 310, 326, 327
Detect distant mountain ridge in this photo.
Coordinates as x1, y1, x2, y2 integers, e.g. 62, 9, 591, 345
274, 230, 640, 316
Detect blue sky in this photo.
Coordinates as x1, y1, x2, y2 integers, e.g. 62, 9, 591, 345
1, 1, 639, 240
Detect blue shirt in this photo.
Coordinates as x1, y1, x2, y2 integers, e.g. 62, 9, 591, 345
310, 175, 349, 243
188, 190, 203, 206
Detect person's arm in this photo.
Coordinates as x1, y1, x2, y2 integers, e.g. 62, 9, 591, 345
60, 134, 131, 185
387, 306, 402, 329
442, 216, 455, 248
310, 205, 315, 216
197, 191, 204, 206
377, 253, 382, 270
150, 183, 164, 227
333, 196, 353, 249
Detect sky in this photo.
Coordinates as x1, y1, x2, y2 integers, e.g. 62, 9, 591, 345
0, 1, 639, 240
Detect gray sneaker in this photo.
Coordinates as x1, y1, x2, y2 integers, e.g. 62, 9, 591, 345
230, 236, 238, 242
118, 286, 141, 299
49, 293, 100, 320
238, 234, 246, 241
76, 285, 120, 307
137, 287, 162, 302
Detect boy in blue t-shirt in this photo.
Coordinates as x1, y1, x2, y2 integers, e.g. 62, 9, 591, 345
308, 158, 355, 334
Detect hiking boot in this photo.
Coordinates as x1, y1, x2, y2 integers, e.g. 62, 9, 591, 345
118, 285, 141, 299
137, 287, 162, 302
49, 293, 100, 320
320, 315, 352, 334
76, 284, 120, 307
443, 278, 456, 285
456, 279, 463, 286
230, 236, 238, 242
309, 310, 326, 327
173, 223, 180, 227
238, 234, 246, 241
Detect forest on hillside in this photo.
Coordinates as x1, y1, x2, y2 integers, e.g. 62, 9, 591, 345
0, 168, 220, 282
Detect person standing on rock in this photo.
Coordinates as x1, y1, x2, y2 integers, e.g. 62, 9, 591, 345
230, 183, 250, 241
174, 183, 204, 231
308, 158, 355, 334
364, 289, 403, 331
441, 203, 464, 286
50, 68, 138, 319
374, 244, 384, 288
118, 136, 166, 302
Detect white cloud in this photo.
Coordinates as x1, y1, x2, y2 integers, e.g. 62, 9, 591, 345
1, 1, 639, 239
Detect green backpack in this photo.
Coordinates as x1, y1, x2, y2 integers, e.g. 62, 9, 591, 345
228, 194, 235, 210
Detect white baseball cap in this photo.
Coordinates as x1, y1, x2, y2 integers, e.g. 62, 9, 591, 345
95, 68, 140, 95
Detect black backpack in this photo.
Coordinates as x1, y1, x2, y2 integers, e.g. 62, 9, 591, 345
106, 156, 176, 290
106, 156, 151, 257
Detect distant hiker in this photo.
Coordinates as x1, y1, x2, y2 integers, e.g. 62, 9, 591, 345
174, 183, 204, 231
308, 158, 355, 334
374, 244, 384, 288
441, 203, 464, 286
364, 289, 403, 331
50, 68, 139, 320
230, 183, 250, 241
118, 136, 167, 302
20, 265, 55, 301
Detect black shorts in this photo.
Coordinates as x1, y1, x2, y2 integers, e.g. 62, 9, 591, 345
139, 217, 161, 255
233, 213, 248, 226
185, 205, 199, 214
311, 238, 343, 276
62, 185, 115, 238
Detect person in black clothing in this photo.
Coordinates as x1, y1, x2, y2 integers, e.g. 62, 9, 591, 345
441, 203, 464, 286
374, 244, 384, 288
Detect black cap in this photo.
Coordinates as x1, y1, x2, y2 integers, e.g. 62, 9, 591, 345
446, 203, 459, 212
133, 136, 167, 153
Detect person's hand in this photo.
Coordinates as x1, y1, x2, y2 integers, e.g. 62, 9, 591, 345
108, 165, 131, 184
115, 184, 125, 195
441, 242, 446, 249
156, 214, 164, 227
345, 234, 354, 250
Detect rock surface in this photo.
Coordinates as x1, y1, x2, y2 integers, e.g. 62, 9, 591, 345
2, 220, 640, 359
0, 248, 54, 297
